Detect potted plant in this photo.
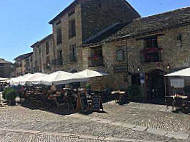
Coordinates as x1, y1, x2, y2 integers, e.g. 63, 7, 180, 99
2, 87, 17, 105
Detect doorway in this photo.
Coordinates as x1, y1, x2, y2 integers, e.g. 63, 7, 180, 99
147, 69, 165, 103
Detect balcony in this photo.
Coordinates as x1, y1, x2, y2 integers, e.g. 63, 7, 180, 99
88, 56, 104, 67
140, 48, 162, 63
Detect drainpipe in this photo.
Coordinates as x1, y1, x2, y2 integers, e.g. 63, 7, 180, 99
125, 39, 129, 74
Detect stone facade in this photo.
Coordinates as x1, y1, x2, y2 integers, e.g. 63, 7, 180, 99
82, 7, 190, 99
47, 0, 140, 73
31, 34, 54, 73
0, 58, 12, 78
80, 0, 140, 41
14, 52, 33, 76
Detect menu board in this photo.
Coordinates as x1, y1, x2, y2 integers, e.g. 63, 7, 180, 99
92, 95, 102, 111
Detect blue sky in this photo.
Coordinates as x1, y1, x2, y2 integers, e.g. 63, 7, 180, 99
0, 0, 190, 62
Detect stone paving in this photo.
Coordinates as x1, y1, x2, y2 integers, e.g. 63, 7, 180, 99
0, 98, 190, 141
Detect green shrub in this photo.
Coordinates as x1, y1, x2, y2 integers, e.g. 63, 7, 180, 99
127, 85, 142, 102
2, 87, 17, 101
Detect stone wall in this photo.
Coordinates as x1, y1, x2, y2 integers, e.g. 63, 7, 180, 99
82, 24, 190, 92
81, 0, 140, 41
32, 35, 54, 73
49, 0, 140, 73
0, 63, 12, 78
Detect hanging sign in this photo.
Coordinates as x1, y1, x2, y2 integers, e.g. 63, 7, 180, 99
139, 73, 145, 84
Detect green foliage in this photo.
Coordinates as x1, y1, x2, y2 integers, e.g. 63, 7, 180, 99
2, 87, 17, 101
127, 85, 142, 102
86, 83, 91, 89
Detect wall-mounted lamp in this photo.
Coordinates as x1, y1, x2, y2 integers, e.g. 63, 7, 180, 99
167, 63, 170, 70
137, 66, 140, 72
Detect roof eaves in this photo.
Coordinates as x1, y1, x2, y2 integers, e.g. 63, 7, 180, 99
49, 0, 80, 24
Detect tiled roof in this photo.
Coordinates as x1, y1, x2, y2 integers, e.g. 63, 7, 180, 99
49, 0, 85, 24
14, 52, 33, 61
0, 58, 11, 64
83, 22, 129, 45
104, 7, 190, 42
31, 34, 53, 48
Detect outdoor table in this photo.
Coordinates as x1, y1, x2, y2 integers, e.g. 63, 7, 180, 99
165, 95, 189, 112
169, 94, 188, 99
111, 91, 126, 104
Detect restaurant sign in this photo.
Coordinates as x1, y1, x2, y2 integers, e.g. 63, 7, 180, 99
113, 64, 128, 73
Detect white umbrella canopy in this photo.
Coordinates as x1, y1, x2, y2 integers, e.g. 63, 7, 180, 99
73, 69, 108, 79
26, 73, 48, 85
41, 71, 74, 85
19, 73, 34, 85
9, 76, 24, 86
0, 77, 8, 82
165, 68, 190, 77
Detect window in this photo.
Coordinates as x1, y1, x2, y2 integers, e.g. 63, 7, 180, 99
57, 50, 63, 65
39, 48, 41, 55
177, 33, 182, 41
142, 36, 162, 62
56, 28, 62, 45
116, 49, 125, 62
70, 44, 77, 62
46, 41, 49, 55
69, 19, 76, 38
46, 56, 50, 69
144, 36, 158, 49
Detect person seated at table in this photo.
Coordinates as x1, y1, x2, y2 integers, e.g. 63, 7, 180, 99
50, 85, 57, 95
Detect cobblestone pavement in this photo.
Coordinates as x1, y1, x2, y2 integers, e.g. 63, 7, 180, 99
0, 99, 190, 141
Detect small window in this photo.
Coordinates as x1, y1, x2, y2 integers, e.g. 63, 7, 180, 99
70, 44, 77, 62
116, 49, 125, 62
46, 56, 50, 69
39, 48, 41, 54
46, 41, 49, 54
56, 28, 62, 45
69, 19, 76, 38
144, 36, 158, 49
177, 33, 182, 41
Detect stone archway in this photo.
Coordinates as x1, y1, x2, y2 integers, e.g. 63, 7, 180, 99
146, 69, 165, 102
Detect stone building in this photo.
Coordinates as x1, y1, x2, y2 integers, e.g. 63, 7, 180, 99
14, 52, 33, 76
81, 7, 190, 100
45, 0, 140, 73
0, 58, 12, 78
31, 34, 54, 73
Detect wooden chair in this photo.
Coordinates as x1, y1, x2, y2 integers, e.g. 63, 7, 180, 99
165, 96, 174, 110
174, 97, 183, 110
